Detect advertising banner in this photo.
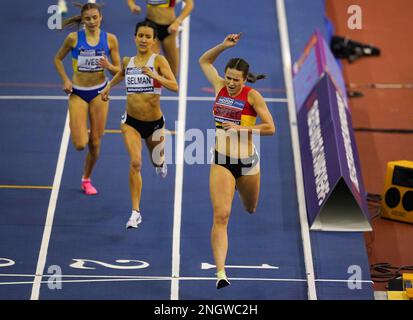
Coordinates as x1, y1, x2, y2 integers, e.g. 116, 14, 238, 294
297, 73, 371, 231
292, 30, 371, 231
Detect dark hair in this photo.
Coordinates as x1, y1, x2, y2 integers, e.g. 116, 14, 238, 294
62, 3, 103, 29
225, 58, 266, 83
134, 20, 158, 39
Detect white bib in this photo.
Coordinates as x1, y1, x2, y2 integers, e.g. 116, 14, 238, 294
125, 54, 161, 95
77, 49, 104, 72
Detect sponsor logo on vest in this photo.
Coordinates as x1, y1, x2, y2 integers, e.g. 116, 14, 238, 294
217, 96, 245, 109
79, 49, 98, 57
218, 96, 235, 106
126, 67, 143, 75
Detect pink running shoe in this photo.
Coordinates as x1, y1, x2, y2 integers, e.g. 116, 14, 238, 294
81, 178, 98, 195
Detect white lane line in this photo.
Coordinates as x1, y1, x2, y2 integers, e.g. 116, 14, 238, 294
2, 279, 170, 286
29, 111, 70, 300
1, 277, 307, 286
201, 262, 279, 270
0, 95, 287, 103
1, 274, 170, 279
276, 0, 317, 300
315, 279, 374, 284
170, 4, 190, 301
1, 275, 373, 286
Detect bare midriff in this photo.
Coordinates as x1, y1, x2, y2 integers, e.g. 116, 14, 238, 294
126, 94, 162, 121
147, 7, 176, 25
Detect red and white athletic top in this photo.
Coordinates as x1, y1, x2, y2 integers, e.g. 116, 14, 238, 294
125, 54, 162, 95
213, 86, 257, 128
146, 0, 176, 8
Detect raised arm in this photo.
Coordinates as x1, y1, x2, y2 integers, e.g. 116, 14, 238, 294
198, 33, 241, 94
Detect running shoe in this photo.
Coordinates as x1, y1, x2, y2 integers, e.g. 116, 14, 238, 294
216, 277, 231, 289
155, 162, 167, 178
126, 210, 142, 229
81, 178, 98, 195
216, 271, 231, 289
57, 0, 68, 14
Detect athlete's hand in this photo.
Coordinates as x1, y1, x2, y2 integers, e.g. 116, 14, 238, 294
63, 80, 73, 95
128, 3, 141, 14
168, 19, 181, 34
222, 121, 241, 132
100, 83, 111, 101
222, 33, 242, 48
99, 54, 111, 69
141, 66, 156, 79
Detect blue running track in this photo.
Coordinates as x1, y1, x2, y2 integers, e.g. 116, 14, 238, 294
0, 0, 373, 300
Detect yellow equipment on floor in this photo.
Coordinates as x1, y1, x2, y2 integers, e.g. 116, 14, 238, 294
387, 273, 413, 300
381, 160, 413, 223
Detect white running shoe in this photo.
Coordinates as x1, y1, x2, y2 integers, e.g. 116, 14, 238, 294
215, 271, 231, 289
57, 0, 68, 14
155, 162, 167, 178
126, 210, 142, 229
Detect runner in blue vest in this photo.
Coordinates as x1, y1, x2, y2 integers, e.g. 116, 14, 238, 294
54, 3, 120, 195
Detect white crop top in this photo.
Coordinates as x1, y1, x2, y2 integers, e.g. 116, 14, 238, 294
125, 54, 162, 95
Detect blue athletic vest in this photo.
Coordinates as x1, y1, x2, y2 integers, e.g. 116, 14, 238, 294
71, 29, 110, 73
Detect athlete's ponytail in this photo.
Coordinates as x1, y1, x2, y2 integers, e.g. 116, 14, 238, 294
61, 2, 103, 30
246, 72, 267, 83
225, 58, 266, 83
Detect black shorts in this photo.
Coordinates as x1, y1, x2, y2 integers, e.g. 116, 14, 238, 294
121, 113, 165, 139
145, 18, 171, 41
213, 149, 260, 180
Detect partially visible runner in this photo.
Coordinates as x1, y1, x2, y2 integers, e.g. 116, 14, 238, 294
126, 0, 194, 76
54, 2, 121, 195
57, 0, 97, 15
101, 20, 178, 229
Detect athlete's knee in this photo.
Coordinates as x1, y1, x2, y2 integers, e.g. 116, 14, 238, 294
88, 137, 101, 155
130, 159, 142, 172
213, 208, 231, 225
89, 136, 101, 149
